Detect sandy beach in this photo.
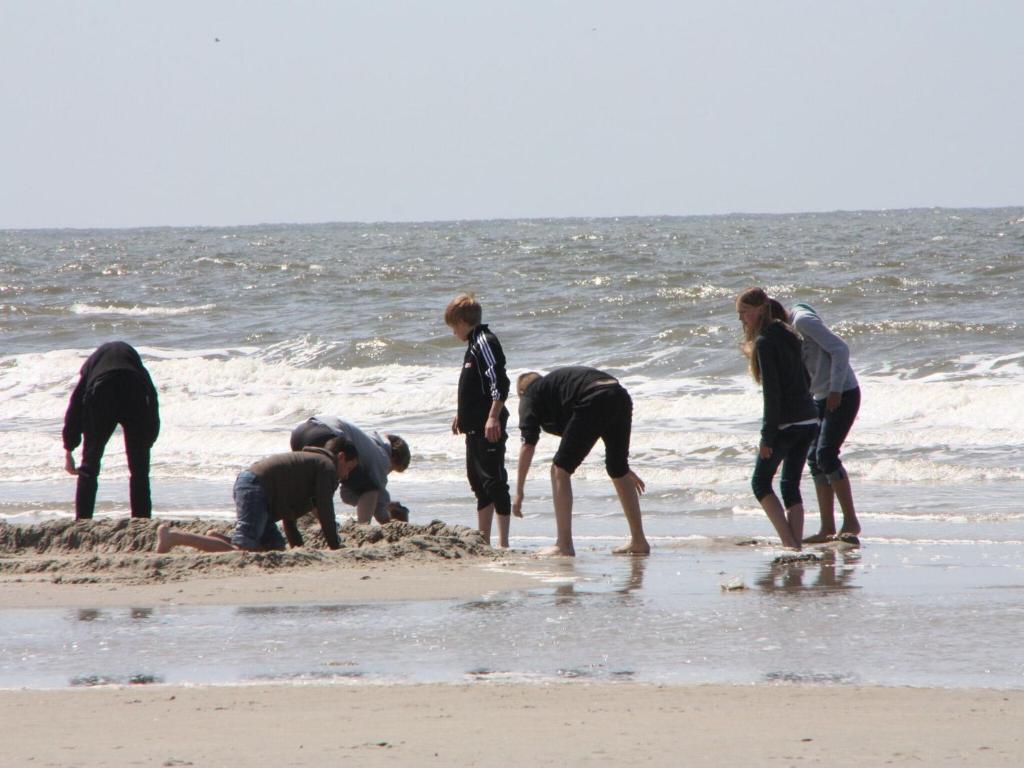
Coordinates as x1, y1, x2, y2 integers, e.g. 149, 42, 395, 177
3, 678, 1022, 766
1, 518, 1022, 766
0, 517, 541, 608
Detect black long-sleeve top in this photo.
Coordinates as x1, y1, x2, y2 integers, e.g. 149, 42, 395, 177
518, 366, 617, 445
62, 341, 160, 451
456, 324, 510, 434
755, 322, 817, 445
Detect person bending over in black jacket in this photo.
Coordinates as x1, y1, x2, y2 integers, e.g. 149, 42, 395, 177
63, 341, 160, 520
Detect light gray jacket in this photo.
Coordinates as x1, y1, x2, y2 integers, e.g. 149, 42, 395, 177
311, 415, 392, 522
790, 303, 859, 400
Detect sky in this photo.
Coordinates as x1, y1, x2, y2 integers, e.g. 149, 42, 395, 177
1, 1, 1022, 229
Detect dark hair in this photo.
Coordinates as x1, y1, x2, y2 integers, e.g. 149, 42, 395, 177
387, 434, 411, 472
387, 501, 410, 523
324, 435, 358, 462
767, 298, 788, 323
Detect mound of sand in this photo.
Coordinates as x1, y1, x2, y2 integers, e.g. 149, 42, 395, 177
0, 517, 500, 585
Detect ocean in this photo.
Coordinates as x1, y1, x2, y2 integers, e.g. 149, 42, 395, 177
1, 207, 1023, 689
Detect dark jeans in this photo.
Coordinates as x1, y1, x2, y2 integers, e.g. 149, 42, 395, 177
230, 470, 286, 550
76, 372, 156, 519
807, 387, 860, 483
466, 432, 511, 515
751, 423, 818, 508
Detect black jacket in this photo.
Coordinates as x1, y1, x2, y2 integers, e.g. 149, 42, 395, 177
62, 341, 160, 451
755, 322, 817, 445
518, 366, 617, 445
456, 324, 510, 434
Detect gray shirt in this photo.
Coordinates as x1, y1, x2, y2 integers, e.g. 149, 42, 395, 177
790, 303, 859, 400
311, 415, 392, 523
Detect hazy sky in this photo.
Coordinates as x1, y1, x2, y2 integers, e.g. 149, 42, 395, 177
2, 1, 1022, 229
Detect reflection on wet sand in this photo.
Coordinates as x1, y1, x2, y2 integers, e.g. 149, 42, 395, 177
547, 554, 648, 604
76, 607, 155, 622
756, 550, 860, 593
235, 604, 362, 617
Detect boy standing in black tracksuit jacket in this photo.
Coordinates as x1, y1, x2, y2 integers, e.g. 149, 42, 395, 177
445, 293, 516, 547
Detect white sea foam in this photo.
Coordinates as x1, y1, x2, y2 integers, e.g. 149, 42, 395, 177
70, 303, 215, 317
2, 348, 1023, 499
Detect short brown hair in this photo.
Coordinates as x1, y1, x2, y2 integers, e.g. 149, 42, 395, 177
387, 434, 411, 472
444, 293, 482, 327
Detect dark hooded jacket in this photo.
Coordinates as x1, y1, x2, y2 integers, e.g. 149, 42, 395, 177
754, 321, 817, 445
62, 341, 160, 451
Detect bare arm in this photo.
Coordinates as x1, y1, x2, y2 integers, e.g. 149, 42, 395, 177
355, 491, 380, 524
283, 518, 303, 548
512, 442, 536, 518
484, 399, 505, 443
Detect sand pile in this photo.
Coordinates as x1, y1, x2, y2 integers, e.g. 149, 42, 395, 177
0, 517, 499, 585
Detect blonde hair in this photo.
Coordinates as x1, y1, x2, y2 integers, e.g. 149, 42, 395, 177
517, 371, 541, 396
736, 287, 772, 384
444, 293, 482, 327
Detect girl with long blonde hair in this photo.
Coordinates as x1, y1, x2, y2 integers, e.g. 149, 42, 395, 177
736, 288, 817, 549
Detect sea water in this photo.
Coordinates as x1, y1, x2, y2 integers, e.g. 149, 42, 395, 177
1, 208, 1022, 688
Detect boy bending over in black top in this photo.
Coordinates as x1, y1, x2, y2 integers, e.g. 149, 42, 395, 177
513, 366, 650, 557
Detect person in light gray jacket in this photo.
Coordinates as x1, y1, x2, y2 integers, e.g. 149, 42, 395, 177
787, 302, 862, 545
290, 416, 410, 524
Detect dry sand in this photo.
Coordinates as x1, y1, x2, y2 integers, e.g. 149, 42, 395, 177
3, 682, 1022, 767
2, 518, 1023, 767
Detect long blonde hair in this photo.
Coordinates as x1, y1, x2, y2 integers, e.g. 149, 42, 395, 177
737, 287, 790, 384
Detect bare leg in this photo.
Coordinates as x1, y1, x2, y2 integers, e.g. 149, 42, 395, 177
832, 476, 861, 536
496, 511, 511, 549
803, 479, 836, 543
206, 530, 233, 544
786, 502, 805, 545
611, 471, 650, 555
539, 465, 575, 556
758, 493, 801, 550
156, 523, 237, 553
476, 503, 494, 545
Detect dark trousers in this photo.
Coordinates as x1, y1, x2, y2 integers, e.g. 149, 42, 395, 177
807, 387, 860, 482
751, 423, 818, 508
553, 385, 633, 478
466, 433, 511, 515
76, 373, 155, 519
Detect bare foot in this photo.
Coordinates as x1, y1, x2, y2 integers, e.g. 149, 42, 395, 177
538, 545, 575, 557
802, 532, 835, 544
612, 541, 651, 555
838, 525, 862, 537
155, 523, 172, 553
834, 532, 861, 547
